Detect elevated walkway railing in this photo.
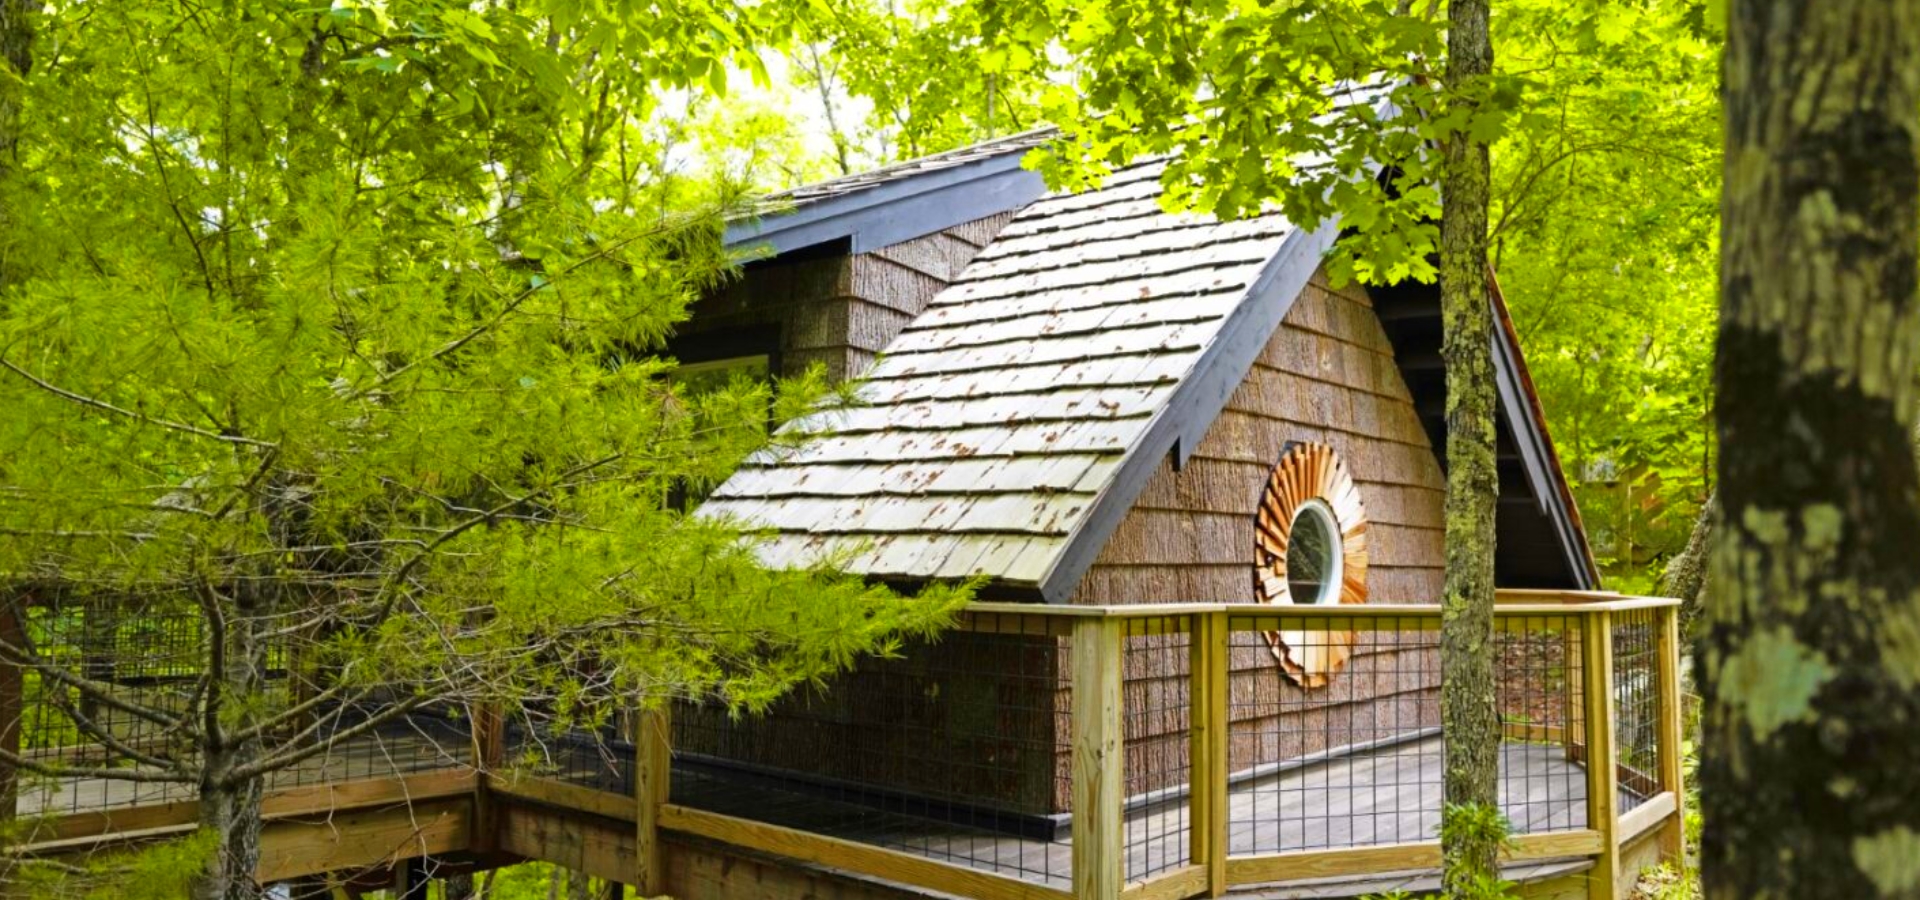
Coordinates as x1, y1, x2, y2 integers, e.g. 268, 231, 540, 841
6, 590, 1685, 900
646, 591, 1686, 900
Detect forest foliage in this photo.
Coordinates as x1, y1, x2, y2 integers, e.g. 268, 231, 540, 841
0, 2, 968, 891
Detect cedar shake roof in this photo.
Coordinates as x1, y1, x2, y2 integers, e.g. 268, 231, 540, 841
702, 160, 1331, 596
703, 132, 1600, 601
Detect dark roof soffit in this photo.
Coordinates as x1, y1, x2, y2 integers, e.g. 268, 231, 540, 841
1489, 276, 1601, 589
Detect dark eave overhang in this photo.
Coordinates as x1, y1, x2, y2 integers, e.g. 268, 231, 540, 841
1489, 272, 1602, 589
721, 149, 1048, 257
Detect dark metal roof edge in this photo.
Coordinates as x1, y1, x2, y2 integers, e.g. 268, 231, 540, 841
1033, 222, 1342, 604
1488, 273, 1602, 589
722, 147, 1047, 257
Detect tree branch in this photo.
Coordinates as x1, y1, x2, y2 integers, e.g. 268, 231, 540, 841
0, 357, 276, 449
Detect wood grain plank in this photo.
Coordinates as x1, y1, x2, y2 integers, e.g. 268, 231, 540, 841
659, 804, 1071, 900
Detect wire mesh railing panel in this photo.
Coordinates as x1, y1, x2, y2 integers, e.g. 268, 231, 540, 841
12, 600, 214, 815
7, 597, 475, 819
502, 714, 634, 795
1611, 608, 1661, 810
1121, 615, 1192, 882
669, 618, 1074, 889
257, 704, 475, 793
1224, 613, 1445, 854
1495, 614, 1588, 834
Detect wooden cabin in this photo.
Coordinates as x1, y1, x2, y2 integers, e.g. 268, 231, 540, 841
3, 133, 1685, 900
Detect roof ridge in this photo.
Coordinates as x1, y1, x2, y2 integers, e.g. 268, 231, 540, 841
760, 127, 1060, 208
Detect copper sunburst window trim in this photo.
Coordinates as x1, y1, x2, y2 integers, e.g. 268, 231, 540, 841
1252, 441, 1370, 688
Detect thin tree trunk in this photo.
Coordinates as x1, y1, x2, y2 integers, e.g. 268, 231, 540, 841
197, 755, 267, 900
0, 3, 29, 832
1706, 3, 1920, 898
1660, 489, 1715, 638
0, 0, 27, 164
196, 587, 274, 900
1438, 0, 1501, 891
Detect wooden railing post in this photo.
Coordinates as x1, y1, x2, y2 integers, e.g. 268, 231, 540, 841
1582, 610, 1620, 900
1653, 604, 1688, 862
1189, 611, 1229, 897
1072, 616, 1124, 900
469, 704, 506, 853
635, 705, 671, 895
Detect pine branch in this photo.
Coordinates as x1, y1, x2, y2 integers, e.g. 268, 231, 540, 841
0, 357, 276, 448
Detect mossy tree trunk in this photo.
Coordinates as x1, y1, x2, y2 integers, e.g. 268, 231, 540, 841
1438, 0, 1502, 891
1705, 2, 1920, 898
1660, 490, 1715, 639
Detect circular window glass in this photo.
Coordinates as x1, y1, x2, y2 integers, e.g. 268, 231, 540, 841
1286, 499, 1342, 605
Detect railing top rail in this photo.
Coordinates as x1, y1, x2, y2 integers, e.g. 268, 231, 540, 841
962, 591, 1678, 621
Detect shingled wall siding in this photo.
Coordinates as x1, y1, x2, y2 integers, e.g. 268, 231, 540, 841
1072, 267, 1446, 603
1070, 267, 1446, 800
682, 213, 1016, 379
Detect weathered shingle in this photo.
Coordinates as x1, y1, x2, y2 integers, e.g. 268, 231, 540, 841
699, 153, 1306, 588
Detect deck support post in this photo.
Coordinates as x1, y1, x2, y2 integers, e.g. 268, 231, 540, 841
1653, 604, 1687, 863
1582, 610, 1620, 900
470, 705, 506, 853
1190, 611, 1229, 897
1072, 616, 1124, 900
635, 705, 671, 895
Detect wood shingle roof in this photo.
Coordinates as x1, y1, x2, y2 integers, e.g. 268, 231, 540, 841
703, 115, 1599, 599
699, 160, 1329, 593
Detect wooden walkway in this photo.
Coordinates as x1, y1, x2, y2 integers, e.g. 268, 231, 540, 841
672, 737, 1640, 893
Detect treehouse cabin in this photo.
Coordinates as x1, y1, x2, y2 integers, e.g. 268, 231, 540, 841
1, 132, 1686, 900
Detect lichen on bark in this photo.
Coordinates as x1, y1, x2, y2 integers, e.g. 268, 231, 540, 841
1706, 2, 1920, 897
1437, 0, 1503, 891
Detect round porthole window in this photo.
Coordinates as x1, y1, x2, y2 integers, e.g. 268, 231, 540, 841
1253, 442, 1370, 687
1286, 499, 1343, 605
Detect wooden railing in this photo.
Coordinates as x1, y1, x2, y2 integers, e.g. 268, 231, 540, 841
641, 591, 1687, 900
7, 591, 1685, 900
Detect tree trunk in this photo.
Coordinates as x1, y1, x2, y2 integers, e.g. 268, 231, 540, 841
1438, 0, 1501, 891
1659, 489, 1715, 639
1705, 3, 1920, 898
0, 0, 28, 163
197, 756, 267, 900
0, 600, 22, 827
195, 588, 274, 900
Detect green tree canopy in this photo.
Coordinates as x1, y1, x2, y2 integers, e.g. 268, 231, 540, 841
0, 2, 965, 893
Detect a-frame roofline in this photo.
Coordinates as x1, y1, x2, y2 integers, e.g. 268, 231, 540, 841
707, 138, 1599, 596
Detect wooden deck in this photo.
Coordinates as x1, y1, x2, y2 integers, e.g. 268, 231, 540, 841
671, 736, 1642, 892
